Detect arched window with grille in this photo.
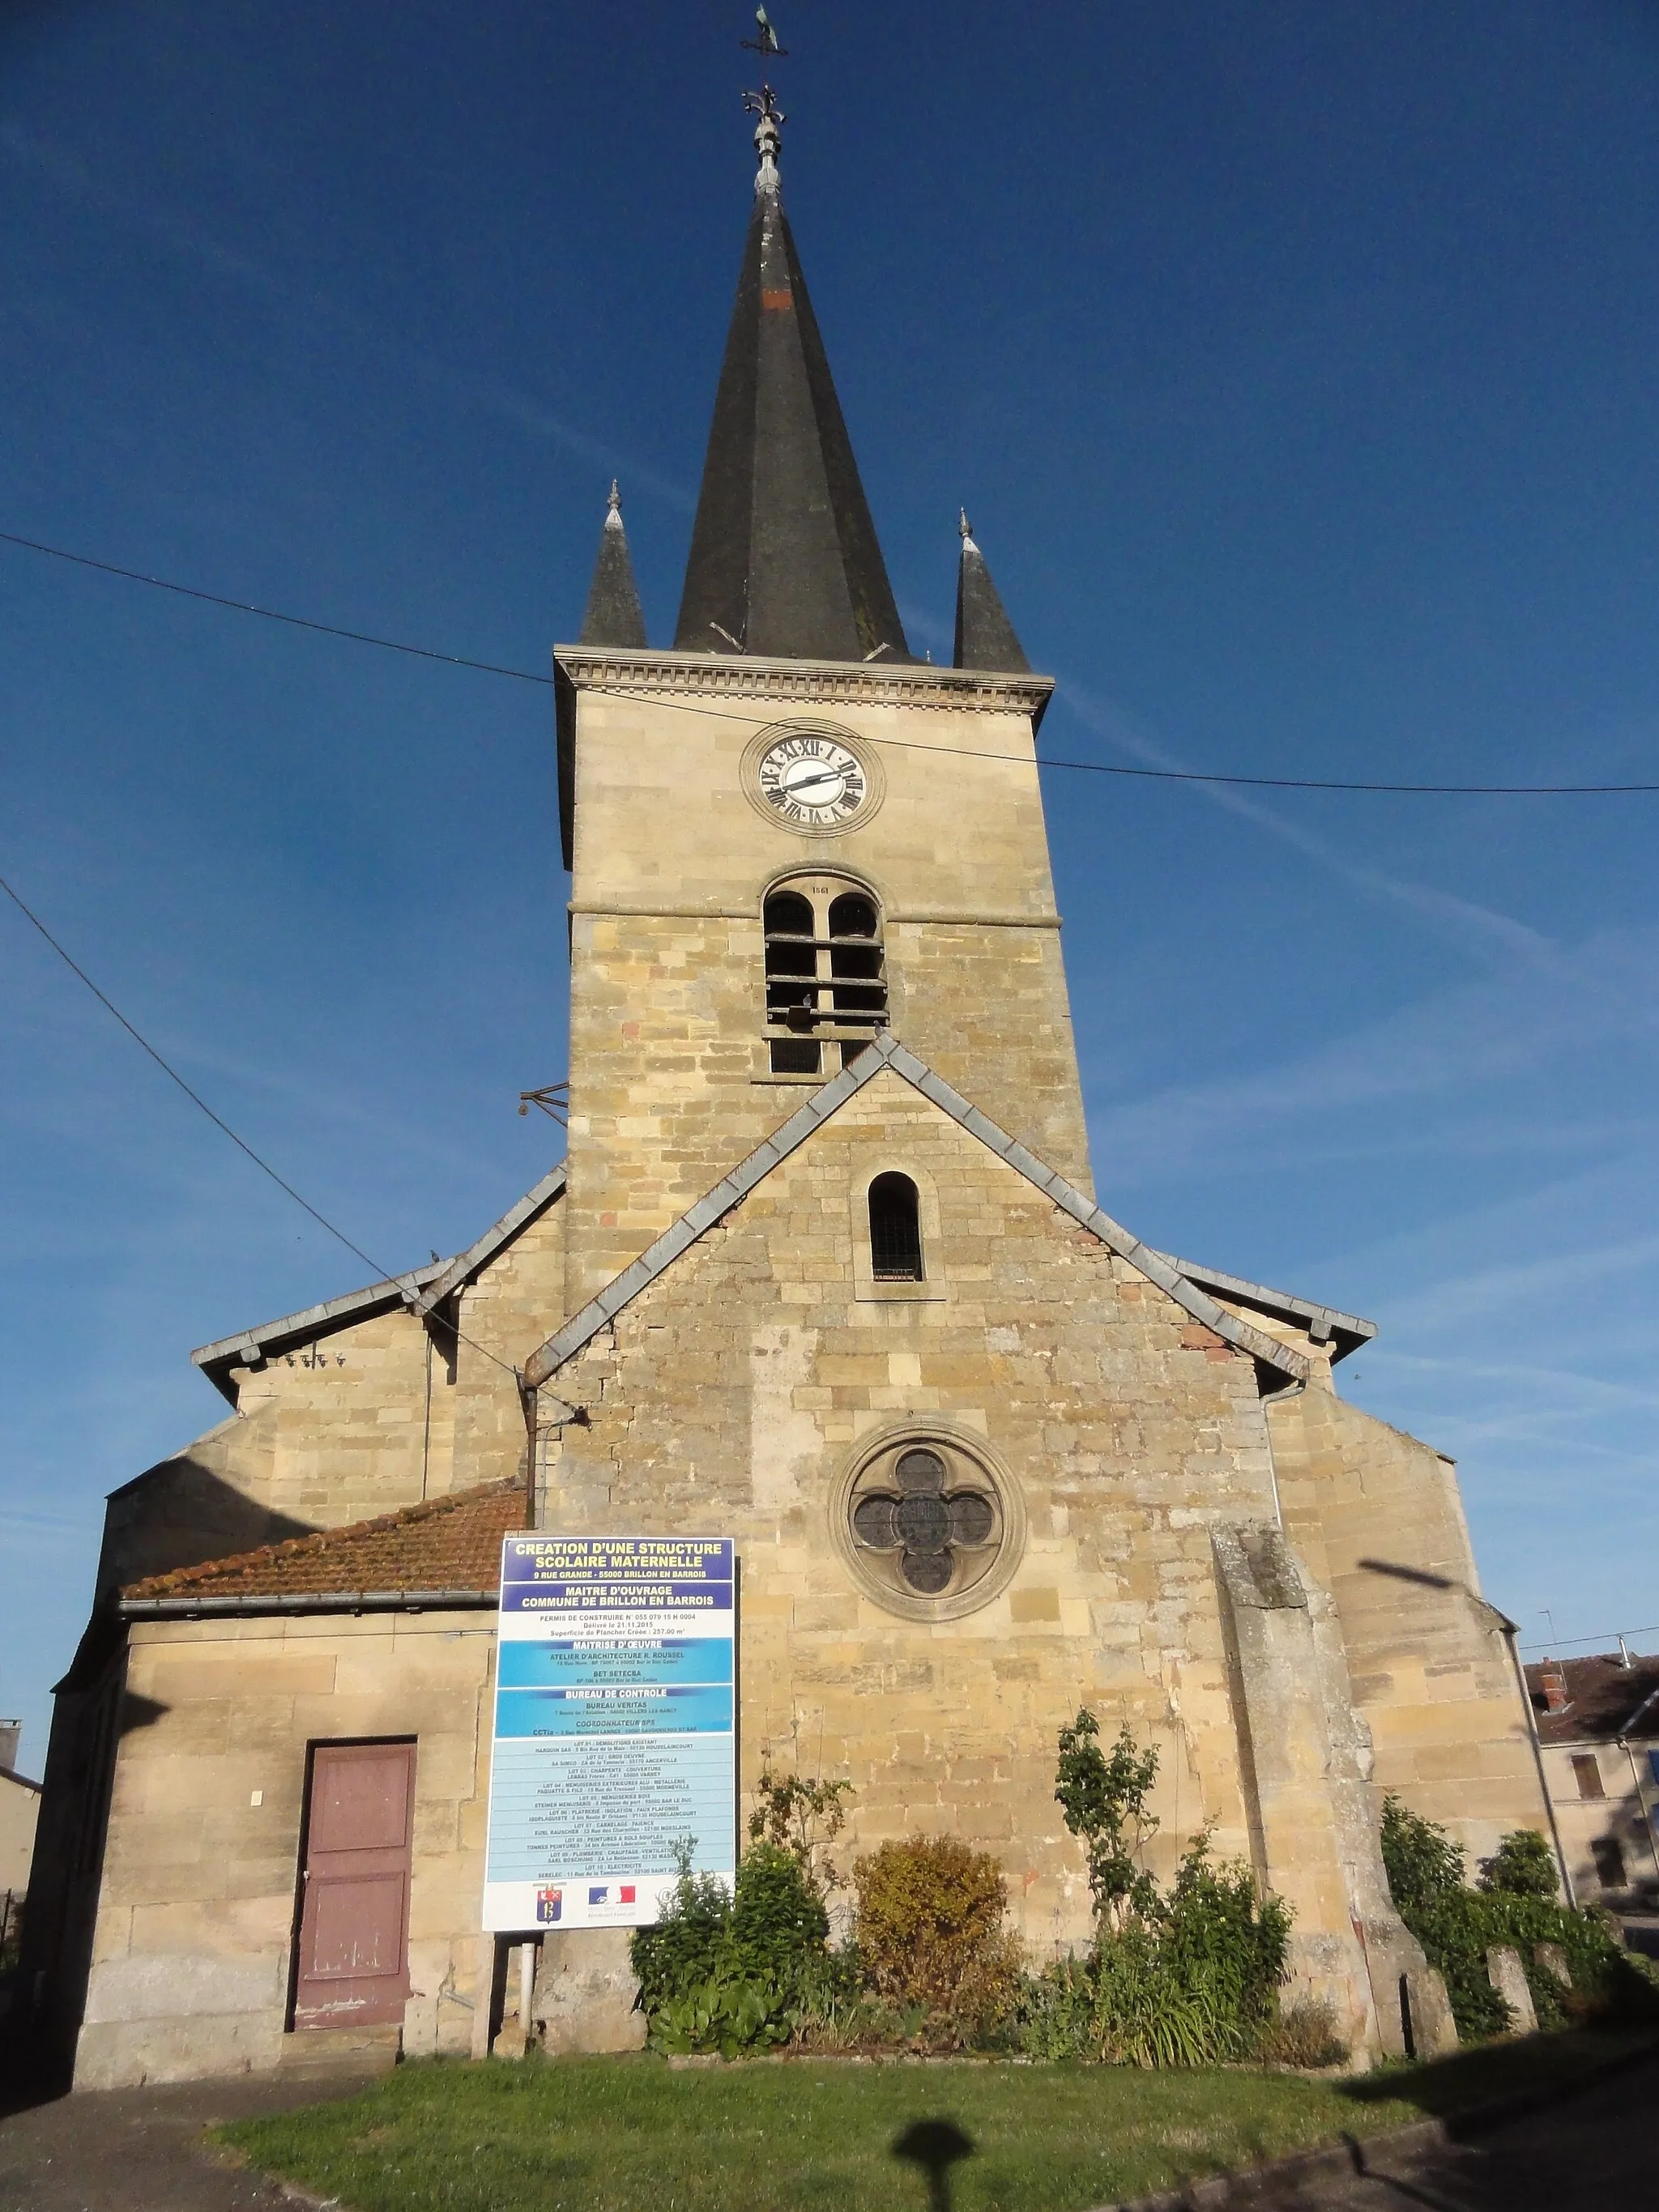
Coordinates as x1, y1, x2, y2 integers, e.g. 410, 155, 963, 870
868, 1173, 923, 1281
762, 876, 888, 1076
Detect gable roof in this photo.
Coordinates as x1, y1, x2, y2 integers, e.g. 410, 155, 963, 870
522, 1034, 1310, 1391
1526, 1655, 1659, 1745
1152, 1255, 1376, 1366
190, 1166, 565, 1403
119, 1477, 526, 1616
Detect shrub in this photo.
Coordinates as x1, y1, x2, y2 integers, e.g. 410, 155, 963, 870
852, 1835, 1024, 2047
1020, 1711, 1293, 2066
1379, 1796, 1657, 2040
1256, 1998, 1349, 2069
629, 1839, 836, 2054
1478, 1829, 1559, 1899
748, 1766, 853, 1896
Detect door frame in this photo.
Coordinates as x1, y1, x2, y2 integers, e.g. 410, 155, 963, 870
285, 1735, 418, 2034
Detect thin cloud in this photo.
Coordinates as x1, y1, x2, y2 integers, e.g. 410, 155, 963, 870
0, 121, 693, 514
1054, 676, 1557, 968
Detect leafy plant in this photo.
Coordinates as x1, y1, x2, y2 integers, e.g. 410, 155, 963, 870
1054, 1709, 1162, 1932
630, 1837, 838, 2052
851, 1835, 1024, 2048
646, 1971, 796, 2060
1026, 1711, 1292, 2066
1478, 1829, 1559, 1900
748, 1766, 853, 1896
1380, 1796, 1657, 2040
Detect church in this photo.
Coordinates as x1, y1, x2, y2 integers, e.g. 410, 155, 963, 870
21, 88, 1552, 2089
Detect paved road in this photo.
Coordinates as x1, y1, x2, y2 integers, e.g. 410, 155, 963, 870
0, 2070, 377, 2212
1144, 2047, 1659, 2210
0, 2050, 1652, 2211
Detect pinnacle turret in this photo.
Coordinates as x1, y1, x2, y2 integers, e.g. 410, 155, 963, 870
953, 511, 1028, 674
579, 481, 648, 650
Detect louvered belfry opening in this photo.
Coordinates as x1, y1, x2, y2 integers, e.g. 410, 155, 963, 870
763, 878, 888, 1076
868, 1173, 923, 1282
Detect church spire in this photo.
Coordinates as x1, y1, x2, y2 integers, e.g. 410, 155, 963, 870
672, 87, 910, 663
953, 510, 1029, 673
580, 480, 648, 649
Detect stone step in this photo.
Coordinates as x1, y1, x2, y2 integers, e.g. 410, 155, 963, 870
277, 2022, 403, 2078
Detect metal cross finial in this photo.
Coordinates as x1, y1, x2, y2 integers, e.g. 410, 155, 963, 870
741, 7, 787, 194
960, 508, 973, 541
607, 479, 621, 514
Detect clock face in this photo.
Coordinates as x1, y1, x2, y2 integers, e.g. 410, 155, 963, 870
755, 733, 871, 829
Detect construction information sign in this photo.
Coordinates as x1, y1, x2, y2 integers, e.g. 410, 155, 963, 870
482, 1536, 736, 1933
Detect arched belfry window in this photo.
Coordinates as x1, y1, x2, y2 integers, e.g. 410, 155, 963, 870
868, 1173, 923, 1281
763, 876, 888, 1076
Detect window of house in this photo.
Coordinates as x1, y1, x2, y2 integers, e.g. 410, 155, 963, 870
1572, 1753, 1605, 1801
1590, 1836, 1627, 1890
868, 1173, 923, 1281
762, 876, 888, 1076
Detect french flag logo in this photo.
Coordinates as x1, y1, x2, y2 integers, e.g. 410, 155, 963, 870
620, 1884, 637, 1905
588, 1885, 608, 1906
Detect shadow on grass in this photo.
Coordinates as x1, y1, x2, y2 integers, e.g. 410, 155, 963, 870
1337, 2027, 1655, 2124
892, 2118, 975, 2211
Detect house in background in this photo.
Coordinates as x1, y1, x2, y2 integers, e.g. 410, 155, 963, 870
1526, 1656, 1659, 1915
1, 1719, 41, 1916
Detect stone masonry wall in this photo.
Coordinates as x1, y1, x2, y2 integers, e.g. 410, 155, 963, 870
562, 673, 1091, 1306
539, 1071, 1300, 1962
1266, 1370, 1548, 1868
75, 1611, 495, 2089
97, 1191, 566, 1596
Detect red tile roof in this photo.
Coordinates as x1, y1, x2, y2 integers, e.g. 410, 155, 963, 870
1525, 1655, 1659, 1745
122, 1478, 528, 1601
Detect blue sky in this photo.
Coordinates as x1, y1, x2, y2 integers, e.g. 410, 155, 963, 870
4, 0, 1659, 1769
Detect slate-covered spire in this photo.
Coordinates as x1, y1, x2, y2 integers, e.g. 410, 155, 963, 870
580, 481, 648, 649
673, 94, 909, 663
953, 510, 1029, 673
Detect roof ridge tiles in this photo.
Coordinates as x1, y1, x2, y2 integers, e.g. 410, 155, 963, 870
521, 1036, 1310, 1392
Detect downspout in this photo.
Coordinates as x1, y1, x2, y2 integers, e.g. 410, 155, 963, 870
1504, 1625, 1575, 1907
1618, 1738, 1659, 1886
1615, 1677, 1659, 1886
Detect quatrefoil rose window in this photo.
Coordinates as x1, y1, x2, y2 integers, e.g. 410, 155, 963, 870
837, 1431, 1024, 1620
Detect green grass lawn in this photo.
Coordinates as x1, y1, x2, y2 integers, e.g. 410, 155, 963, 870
216, 2033, 1650, 2212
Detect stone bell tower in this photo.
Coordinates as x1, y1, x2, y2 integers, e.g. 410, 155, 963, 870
555, 91, 1091, 1309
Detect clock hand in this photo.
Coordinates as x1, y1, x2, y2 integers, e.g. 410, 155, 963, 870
785, 769, 844, 797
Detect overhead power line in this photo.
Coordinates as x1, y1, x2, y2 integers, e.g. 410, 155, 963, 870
0, 867, 522, 1383
5, 524, 1659, 798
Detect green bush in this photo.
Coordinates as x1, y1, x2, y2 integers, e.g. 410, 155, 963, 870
1478, 1828, 1560, 1899
851, 1835, 1024, 2048
1379, 1796, 1656, 2040
1021, 1710, 1294, 2066
630, 1840, 836, 2054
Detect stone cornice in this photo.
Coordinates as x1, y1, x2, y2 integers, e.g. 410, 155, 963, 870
552, 644, 1054, 721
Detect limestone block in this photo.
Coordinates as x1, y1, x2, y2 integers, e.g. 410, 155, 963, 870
532, 1929, 647, 2054
1402, 1965, 1460, 2058
1486, 1946, 1538, 2034
83, 1948, 285, 2025
75, 2010, 284, 2089
1535, 1942, 1572, 1988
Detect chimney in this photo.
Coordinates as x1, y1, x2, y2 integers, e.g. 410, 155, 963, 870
0, 1720, 19, 1773
1541, 1665, 1569, 1714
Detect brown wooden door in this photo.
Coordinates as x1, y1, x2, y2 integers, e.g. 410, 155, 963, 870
291, 1741, 416, 2031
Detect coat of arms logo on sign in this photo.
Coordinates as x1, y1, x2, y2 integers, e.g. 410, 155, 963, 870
483, 1536, 736, 1931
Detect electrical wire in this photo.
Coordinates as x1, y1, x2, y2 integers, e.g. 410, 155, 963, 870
0, 867, 525, 1383
6, 524, 1659, 797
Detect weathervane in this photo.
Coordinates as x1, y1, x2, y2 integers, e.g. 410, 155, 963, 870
741, 8, 789, 192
